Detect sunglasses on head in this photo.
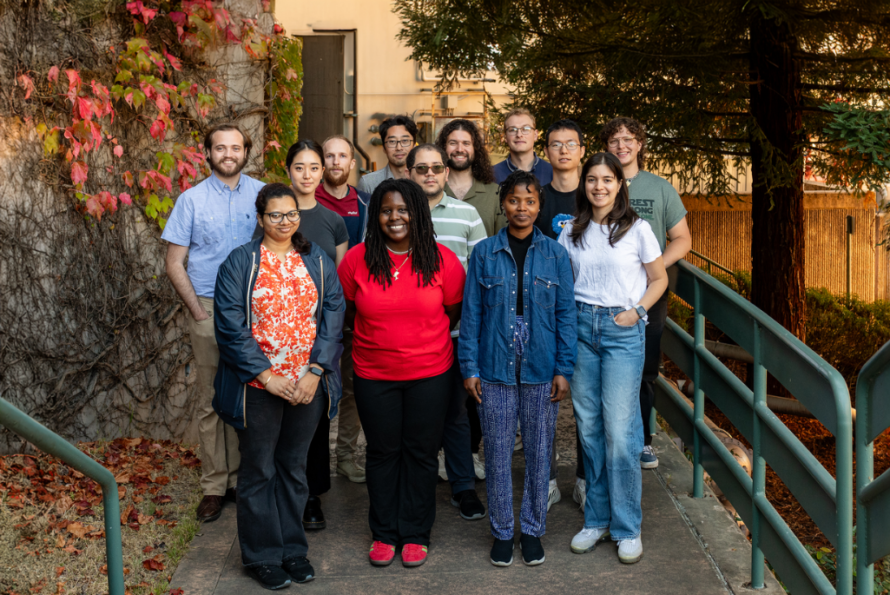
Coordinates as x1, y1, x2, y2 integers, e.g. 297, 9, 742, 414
412, 164, 446, 175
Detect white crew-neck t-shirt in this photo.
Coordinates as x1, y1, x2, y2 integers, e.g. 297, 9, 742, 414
558, 218, 662, 308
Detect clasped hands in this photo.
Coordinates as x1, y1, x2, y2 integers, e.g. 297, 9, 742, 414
261, 371, 321, 406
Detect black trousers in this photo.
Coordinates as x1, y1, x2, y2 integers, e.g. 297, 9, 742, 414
306, 400, 331, 497
354, 370, 451, 547
574, 291, 669, 477
236, 384, 323, 567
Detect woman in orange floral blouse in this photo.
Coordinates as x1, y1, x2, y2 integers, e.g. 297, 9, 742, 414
212, 183, 345, 589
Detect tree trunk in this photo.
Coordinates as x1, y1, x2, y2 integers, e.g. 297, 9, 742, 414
749, 12, 806, 342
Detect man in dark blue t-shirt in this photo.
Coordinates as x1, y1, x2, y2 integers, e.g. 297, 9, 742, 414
493, 107, 553, 185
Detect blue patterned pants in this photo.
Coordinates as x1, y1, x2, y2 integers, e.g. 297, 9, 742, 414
479, 318, 559, 540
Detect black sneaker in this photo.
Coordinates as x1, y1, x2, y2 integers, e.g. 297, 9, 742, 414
490, 538, 514, 567
450, 489, 486, 520
247, 565, 291, 590
519, 533, 545, 566
303, 495, 326, 530
282, 556, 315, 583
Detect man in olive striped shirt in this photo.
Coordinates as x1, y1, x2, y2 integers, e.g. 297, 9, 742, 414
408, 143, 488, 522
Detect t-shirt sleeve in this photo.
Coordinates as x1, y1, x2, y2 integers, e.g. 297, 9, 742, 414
557, 222, 573, 253
637, 221, 663, 264
663, 185, 688, 231
338, 247, 359, 300
160, 192, 195, 246
333, 212, 349, 245
441, 247, 467, 305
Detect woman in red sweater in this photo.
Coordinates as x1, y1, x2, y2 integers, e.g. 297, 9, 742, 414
338, 178, 466, 568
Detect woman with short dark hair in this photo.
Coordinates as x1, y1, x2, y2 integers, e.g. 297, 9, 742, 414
213, 183, 345, 589
338, 178, 466, 568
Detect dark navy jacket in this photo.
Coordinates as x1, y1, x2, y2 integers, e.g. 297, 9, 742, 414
458, 227, 576, 385
212, 238, 345, 430
350, 188, 370, 249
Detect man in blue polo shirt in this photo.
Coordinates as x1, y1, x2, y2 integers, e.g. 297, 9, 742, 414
493, 108, 553, 186
162, 123, 265, 523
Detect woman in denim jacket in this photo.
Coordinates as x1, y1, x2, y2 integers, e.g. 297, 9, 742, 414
458, 170, 576, 567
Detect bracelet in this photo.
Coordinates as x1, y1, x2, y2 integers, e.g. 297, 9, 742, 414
261, 372, 273, 387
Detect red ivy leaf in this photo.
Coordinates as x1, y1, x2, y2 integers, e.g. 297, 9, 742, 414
122, 171, 134, 187
70, 161, 88, 186
119, 193, 132, 206
149, 118, 166, 143
76, 97, 93, 120
155, 96, 171, 115
47, 66, 60, 83
17, 74, 35, 100
65, 69, 82, 103
162, 47, 183, 72
85, 195, 104, 220
114, 145, 124, 158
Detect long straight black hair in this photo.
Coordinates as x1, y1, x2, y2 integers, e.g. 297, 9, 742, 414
570, 152, 639, 247
364, 178, 442, 288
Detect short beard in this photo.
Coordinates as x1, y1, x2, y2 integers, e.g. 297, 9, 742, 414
324, 169, 349, 187
422, 185, 443, 200
447, 153, 473, 172
209, 153, 248, 177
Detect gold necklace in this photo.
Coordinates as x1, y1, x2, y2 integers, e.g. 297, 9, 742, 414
391, 250, 412, 280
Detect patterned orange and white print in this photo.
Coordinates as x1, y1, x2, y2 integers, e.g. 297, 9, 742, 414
248, 245, 319, 389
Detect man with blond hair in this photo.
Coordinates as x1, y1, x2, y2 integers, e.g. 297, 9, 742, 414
493, 108, 553, 185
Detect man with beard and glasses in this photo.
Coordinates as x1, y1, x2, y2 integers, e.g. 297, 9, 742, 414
357, 115, 416, 196
313, 134, 368, 485
407, 144, 488, 523
436, 119, 505, 238
162, 123, 266, 523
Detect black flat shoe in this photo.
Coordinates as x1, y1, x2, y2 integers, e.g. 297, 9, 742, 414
224, 487, 237, 503
450, 489, 486, 520
520, 533, 545, 566
247, 565, 291, 590
282, 556, 315, 583
490, 538, 514, 567
303, 495, 326, 530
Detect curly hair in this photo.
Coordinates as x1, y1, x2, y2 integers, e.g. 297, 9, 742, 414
571, 153, 639, 248
364, 178, 442, 289
435, 119, 495, 184
255, 183, 311, 254
598, 117, 647, 170
498, 170, 544, 208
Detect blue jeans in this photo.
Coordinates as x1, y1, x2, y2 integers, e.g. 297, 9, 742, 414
443, 338, 479, 495
572, 303, 645, 540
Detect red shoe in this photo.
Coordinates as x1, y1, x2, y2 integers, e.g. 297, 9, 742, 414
369, 541, 396, 566
401, 543, 428, 567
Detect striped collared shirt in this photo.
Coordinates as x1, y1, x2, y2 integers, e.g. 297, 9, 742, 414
429, 194, 487, 270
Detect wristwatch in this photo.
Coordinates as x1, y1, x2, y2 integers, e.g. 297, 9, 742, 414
634, 304, 648, 320
309, 366, 324, 377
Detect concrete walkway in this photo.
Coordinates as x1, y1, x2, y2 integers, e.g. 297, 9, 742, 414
170, 424, 783, 595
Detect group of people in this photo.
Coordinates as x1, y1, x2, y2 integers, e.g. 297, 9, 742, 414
161, 109, 691, 589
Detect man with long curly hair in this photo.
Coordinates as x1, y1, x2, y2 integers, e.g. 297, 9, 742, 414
436, 119, 505, 237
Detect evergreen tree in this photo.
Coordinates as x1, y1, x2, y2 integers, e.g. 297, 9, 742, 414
395, 0, 890, 339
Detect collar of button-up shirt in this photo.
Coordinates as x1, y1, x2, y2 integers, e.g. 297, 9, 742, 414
207, 171, 243, 194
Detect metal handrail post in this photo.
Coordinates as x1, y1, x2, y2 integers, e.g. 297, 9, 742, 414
692, 279, 705, 498
750, 323, 766, 589
0, 397, 124, 595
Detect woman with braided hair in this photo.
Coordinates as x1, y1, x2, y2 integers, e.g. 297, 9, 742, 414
338, 178, 466, 568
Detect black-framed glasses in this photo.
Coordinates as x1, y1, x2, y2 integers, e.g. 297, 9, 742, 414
264, 210, 300, 223
549, 141, 581, 151
385, 138, 414, 148
411, 164, 446, 175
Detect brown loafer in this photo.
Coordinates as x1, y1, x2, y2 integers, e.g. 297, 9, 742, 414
197, 495, 224, 522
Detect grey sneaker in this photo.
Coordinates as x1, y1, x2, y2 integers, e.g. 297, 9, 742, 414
336, 459, 366, 483
437, 450, 448, 481
547, 479, 561, 511
618, 536, 643, 564
640, 445, 658, 469
573, 478, 586, 508
472, 453, 486, 480
571, 526, 610, 554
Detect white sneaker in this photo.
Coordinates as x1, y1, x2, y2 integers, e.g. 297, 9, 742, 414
547, 479, 561, 511
617, 536, 643, 564
571, 526, 610, 554
514, 433, 523, 451
437, 450, 448, 482
472, 453, 486, 480
573, 478, 586, 508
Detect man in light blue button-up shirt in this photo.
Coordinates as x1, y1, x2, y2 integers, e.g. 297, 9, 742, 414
162, 123, 265, 523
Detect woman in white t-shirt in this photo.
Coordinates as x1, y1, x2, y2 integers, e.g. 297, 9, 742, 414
557, 152, 667, 564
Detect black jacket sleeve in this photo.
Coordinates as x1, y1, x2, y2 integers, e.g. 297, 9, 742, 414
309, 250, 346, 373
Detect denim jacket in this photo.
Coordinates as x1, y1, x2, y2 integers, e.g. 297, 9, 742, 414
211, 238, 345, 430
458, 227, 576, 385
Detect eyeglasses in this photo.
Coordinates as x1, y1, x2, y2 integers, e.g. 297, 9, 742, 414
264, 210, 300, 223
549, 141, 581, 151
385, 138, 414, 148
607, 136, 638, 148
505, 125, 534, 137
411, 164, 446, 175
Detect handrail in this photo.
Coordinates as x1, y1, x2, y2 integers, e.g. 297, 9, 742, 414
686, 248, 736, 278
855, 340, 890, 594
0, 397, 124, 595
656, 260, 853, 595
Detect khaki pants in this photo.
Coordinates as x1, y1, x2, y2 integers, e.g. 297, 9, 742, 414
335, 331, 362, 461
189, 296, 240, 496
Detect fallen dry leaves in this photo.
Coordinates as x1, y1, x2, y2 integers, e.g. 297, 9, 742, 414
0, 437, 202, 594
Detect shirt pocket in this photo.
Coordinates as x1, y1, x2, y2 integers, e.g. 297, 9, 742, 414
480, 276, 504, 308
196, 211, 224, 246
533, 276, 559, 309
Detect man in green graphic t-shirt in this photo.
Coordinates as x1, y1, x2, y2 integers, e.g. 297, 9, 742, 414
602, 117, 692, 472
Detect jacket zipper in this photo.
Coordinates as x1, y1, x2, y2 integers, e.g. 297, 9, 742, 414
243, 251, 257, 427
318, 255, 332, 419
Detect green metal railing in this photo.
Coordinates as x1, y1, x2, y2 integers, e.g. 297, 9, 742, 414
855, 340, 890, 594
0, 397, 124, 595
656, 260, 853, 595
686, 248, 736, 278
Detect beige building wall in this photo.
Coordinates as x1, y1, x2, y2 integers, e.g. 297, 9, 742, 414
276, 0, 514, 184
